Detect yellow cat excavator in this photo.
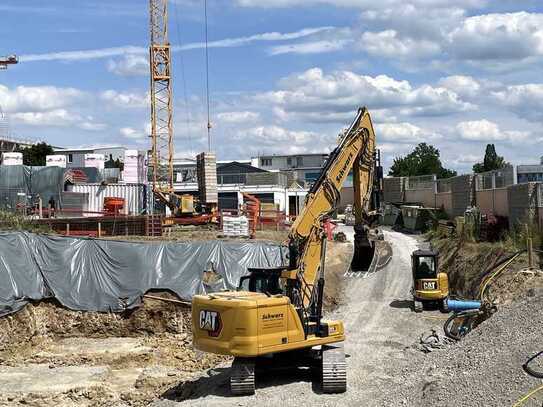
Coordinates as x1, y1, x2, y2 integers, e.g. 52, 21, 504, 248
192, 107, 379, 395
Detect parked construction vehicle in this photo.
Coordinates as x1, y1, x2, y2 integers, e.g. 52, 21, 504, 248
192, 107, 379, 395
411, 249, 449, 312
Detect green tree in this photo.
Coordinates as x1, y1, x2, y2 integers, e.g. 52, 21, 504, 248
388, 143, 457, 179
472, 144, 508, 173
105, 154, 124, 171
15, 142, 54, 166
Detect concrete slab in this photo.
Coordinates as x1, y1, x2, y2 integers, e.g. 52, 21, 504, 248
36, 337, 151, 358
0, 364, 107, 394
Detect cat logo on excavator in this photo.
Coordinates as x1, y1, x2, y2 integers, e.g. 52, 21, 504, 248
199, 310, 222, 337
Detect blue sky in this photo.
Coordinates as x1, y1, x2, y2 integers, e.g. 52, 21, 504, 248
1, 0, 543, 172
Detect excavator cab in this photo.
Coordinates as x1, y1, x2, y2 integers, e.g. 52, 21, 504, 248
412, 249, 449, 312
238, 268, 285, 295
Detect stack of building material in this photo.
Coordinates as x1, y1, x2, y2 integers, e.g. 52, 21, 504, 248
46, 155, 67, 168
196, 152, 218, 204
222, 215, 249, 237
1, 152, 23, 166
84, 154, 105, 170
123, 150, 146, 183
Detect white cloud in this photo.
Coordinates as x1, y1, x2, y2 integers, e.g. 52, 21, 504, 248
376, 122, 441, 143
492, 84, 543, 123
235, 126, 333, 155
20, 46, 146, 63
360, 30, 440, 58
0, 85, 84, 113
100, 90, 148, 109
255, 68, 473, 123
107, 54, 148, 77
269, 39, 351, 55
120, 127, 145, 139
20, 27, 334, 63
11, 109, 105, 131
217, 111, 260, 123
448, 12, 543, 60
456, 119, 529, 142
438, 75, 481, 98
236, 0, 485, 9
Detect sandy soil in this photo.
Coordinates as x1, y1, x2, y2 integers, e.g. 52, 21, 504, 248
0, 295, 225, 407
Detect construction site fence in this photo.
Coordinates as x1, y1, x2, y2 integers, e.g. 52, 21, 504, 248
383, 172, 543, 230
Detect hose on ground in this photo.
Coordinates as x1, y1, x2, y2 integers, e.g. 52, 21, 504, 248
512, 384, 543, 407
523, 351, 543, 379
478, 251, 524, 302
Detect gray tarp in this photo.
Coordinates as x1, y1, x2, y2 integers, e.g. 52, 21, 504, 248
0, 165, 103, 212
0, 231, 287, 317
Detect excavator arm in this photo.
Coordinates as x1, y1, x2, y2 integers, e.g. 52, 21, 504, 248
285, 107, 378, 321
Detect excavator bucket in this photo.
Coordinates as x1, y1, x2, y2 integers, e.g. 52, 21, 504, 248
351, 229, 375, 272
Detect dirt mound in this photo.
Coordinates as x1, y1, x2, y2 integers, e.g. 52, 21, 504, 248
432, 236, 543, 304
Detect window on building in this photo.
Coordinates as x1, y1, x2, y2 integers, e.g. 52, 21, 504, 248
296, 156, 303, 167
68, 154, 73, 163
287, 157, 293, 167
261, 158, 272, 167
305, 172, 320, 182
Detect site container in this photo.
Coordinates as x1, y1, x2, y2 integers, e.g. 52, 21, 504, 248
67, 183, 148, 216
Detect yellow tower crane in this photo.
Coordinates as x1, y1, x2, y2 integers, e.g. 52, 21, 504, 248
149, 0, 174, 203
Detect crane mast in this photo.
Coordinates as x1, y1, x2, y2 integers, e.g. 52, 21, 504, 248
149, 0, 174, 200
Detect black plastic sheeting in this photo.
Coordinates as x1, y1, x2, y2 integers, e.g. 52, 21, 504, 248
0, 232, 287, 317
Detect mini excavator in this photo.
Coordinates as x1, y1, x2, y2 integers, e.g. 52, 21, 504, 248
192, 107, 380, 395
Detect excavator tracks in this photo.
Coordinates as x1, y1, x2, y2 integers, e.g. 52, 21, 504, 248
230, 357, 255, 395
321, 342, 347, 393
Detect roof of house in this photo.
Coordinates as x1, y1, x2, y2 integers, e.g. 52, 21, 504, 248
217, 161, 266, 174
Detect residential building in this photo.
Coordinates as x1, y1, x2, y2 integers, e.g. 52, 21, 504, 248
251, 153, 328, 184
517, 158, 543, 183
0, 135, 37, 153
173, 158, 308, 216
53, 146, 127, 168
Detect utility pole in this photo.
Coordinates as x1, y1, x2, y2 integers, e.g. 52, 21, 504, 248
0, 55, 18, 70
149, 0, 174, 198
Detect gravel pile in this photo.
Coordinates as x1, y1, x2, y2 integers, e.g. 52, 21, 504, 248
385, 292, 543, 407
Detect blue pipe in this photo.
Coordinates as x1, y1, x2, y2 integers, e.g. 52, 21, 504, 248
447, 299, 481, 311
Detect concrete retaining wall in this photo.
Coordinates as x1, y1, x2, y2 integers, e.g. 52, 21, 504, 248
404, 189, 436, 208
476, 188, 509, 217
451, 175, 474, 218
508, 182, 540, 229
435, 192, 453, 218
383, 177, 403, 203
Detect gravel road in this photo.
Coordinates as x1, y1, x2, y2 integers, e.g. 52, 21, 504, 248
154, 229, 443, 407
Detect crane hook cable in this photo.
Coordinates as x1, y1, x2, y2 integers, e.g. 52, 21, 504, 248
204, 0, 212, 151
